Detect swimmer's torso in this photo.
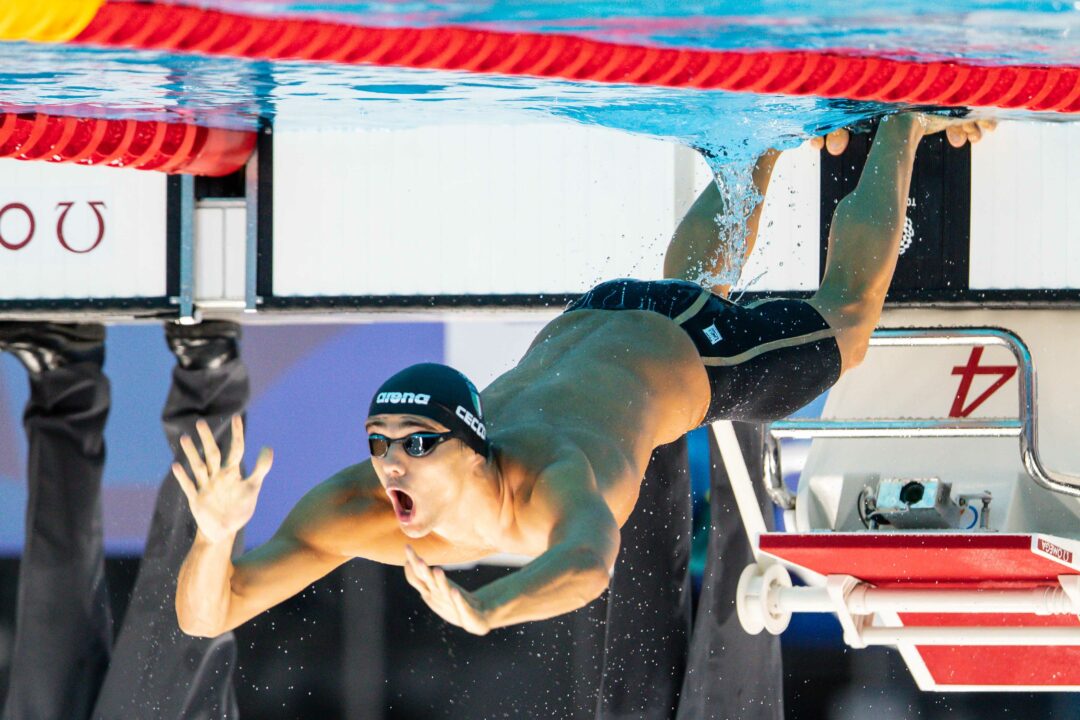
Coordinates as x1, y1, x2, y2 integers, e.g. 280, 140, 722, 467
477, 275, 840, 556
480, 307, 710, 539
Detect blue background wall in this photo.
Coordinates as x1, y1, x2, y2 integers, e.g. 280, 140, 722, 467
0, 322, 444, 553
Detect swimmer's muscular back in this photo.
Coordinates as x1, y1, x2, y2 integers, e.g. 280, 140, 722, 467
481, 307, 710, 528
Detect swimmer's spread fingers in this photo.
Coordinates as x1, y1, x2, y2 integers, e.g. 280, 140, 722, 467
195, 419, 221, 477
179, 434, 210, 487
248, 447, 274, 490
404, 546, 490, 635
172, 462, 198, 503
224, 414, 245, 470
405, 546, 436, 587
403, 547, 428, 594
172, 417, 272, 543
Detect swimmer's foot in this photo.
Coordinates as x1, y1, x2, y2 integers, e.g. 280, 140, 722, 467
165, 320, 241, 371
0, 322, 105, 374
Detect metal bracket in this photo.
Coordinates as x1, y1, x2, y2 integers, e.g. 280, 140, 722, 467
826, 574, 870, 648
1060, 575, 1080, 621
177, 173, 197, 325
244, 141, 260, 313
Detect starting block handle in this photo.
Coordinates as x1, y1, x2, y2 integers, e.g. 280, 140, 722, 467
762, 326, 1080, 511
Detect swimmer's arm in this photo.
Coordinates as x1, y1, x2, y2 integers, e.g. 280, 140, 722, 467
443, 457, 619, 631
177, 462, 477, 637
663, 148, 779, 297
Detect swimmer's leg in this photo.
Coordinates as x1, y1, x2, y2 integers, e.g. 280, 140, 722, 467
94, 322, 247, 719
663, 149, 780, 297
808, 114, 925, 372
0, 323, 111, 720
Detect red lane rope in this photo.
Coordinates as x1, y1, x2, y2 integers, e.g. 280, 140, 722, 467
0, 112, 254, 175
72, 1, 1080, 114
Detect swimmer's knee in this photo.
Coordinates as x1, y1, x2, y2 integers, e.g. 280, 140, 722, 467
838, 325, 873, 370
808, 294, 880, 373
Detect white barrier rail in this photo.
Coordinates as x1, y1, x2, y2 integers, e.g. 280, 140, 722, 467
859, 626, 1080, 647
771, 585, 1080, 616
738, 565, 1080, 649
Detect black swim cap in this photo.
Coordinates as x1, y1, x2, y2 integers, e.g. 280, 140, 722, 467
367, 363, 489, 457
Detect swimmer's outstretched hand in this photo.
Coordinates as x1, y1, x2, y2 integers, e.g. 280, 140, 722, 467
404, 545, 491, 636
173, 414, 274, 545
809, 116, 997, 155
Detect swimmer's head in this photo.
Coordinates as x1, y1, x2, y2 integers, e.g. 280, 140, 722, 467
367, 363, 488, 457
366, 363, 489, 535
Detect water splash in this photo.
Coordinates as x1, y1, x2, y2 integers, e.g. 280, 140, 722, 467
700, 156, 761, 290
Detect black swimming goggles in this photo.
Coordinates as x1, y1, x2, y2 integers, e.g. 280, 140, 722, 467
368, 431, 454, 459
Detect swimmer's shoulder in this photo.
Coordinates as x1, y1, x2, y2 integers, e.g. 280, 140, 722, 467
308, 461, 392, 514
498, 430, 601, 498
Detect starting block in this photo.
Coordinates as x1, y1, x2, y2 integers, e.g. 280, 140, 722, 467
726, 310, 1080, 692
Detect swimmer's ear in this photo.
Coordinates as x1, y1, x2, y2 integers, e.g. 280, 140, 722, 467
466, 446, 487, 468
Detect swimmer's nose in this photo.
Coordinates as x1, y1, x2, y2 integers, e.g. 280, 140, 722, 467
380, 444, 408, 477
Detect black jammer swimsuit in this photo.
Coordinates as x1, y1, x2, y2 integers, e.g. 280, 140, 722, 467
564, 278, 843, 424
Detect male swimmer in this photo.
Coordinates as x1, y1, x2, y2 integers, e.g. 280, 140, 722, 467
174, 113, 991, 637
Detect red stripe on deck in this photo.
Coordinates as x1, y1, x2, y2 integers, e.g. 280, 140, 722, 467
760, 533, 1073, 588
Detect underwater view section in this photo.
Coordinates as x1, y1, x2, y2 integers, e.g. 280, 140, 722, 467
0, 0, 1075, 164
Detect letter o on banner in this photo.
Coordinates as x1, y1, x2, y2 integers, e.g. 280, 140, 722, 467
56, 201, 107, 254
0, 202, 34, 250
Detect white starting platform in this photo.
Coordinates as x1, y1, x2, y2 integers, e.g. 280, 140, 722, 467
732, 309, 1080, 692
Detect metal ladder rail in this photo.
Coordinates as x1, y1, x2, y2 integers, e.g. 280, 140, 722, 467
762, 326, 1080, 510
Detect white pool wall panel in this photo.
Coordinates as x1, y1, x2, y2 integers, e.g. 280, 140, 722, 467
0, 160, 167, 300
970, 121, 1080, 290
272, 123, 820, 298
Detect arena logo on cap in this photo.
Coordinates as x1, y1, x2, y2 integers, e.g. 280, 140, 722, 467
376, 392, 431, 405
456, 405, 486, 439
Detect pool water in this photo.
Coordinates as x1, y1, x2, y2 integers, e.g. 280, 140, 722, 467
204, 1, 1080, 65
2, 2, 1078, 158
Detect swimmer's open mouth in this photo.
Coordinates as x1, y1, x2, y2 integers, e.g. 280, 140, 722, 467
388, 488, 415, 523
